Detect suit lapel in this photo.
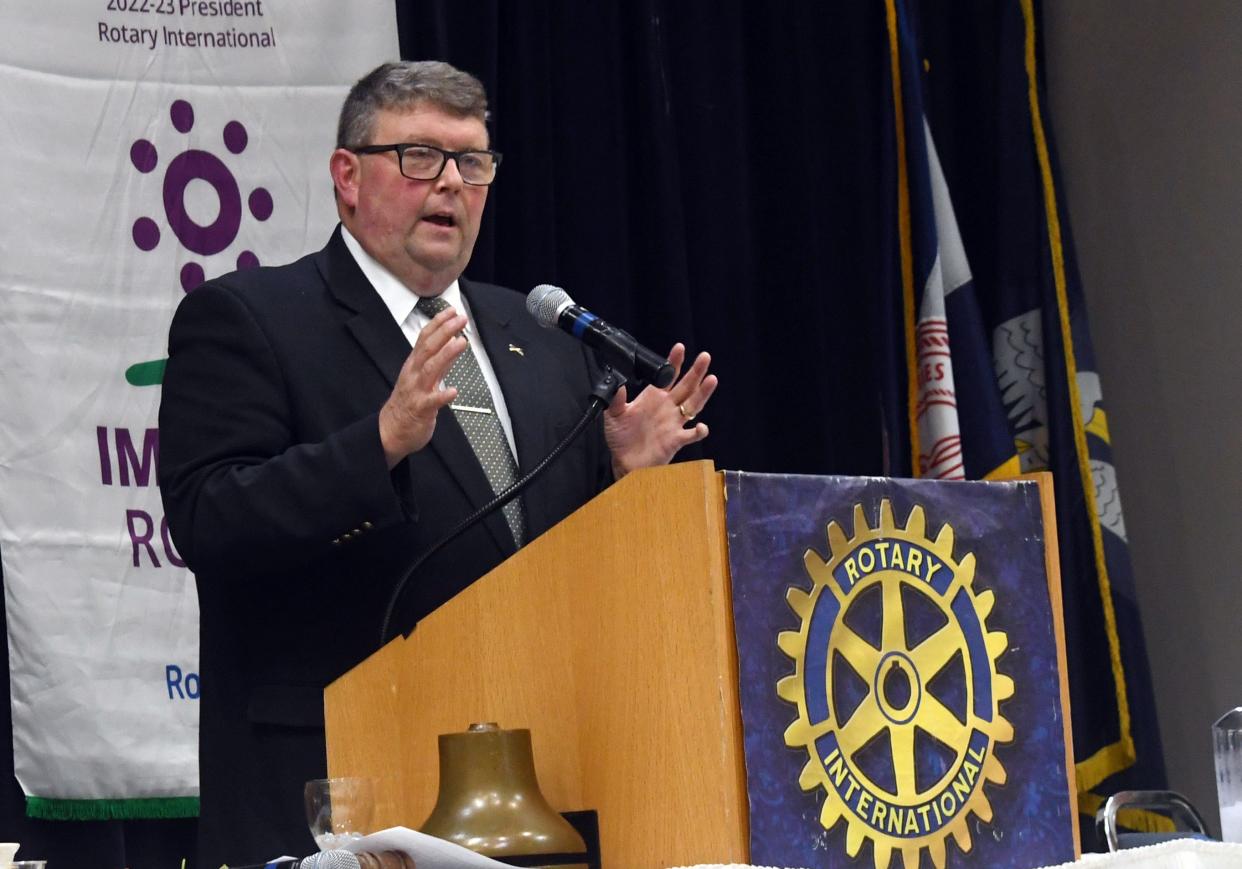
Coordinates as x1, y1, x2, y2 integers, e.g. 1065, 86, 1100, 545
318, 228, 409, 387
318, 230, 515, 558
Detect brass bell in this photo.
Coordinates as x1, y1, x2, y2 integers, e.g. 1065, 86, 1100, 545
419, 722, 588, 869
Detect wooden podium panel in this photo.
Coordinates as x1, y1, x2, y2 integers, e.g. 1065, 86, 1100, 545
325, 461, 749, 868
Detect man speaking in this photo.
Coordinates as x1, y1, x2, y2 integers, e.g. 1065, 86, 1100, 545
158, 60, 717, 865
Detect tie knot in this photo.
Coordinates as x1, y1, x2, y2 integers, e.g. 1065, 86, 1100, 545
415, 295, 452, 319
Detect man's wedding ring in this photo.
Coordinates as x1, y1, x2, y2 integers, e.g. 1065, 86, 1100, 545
679, 403, 695, 421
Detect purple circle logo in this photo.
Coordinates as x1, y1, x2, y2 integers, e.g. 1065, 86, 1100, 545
130, 99, 273, 292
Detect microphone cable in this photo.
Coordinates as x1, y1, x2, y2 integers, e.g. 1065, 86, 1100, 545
377, 367, 625, 647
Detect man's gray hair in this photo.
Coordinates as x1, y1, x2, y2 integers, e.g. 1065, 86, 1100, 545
336, 60, 489, 149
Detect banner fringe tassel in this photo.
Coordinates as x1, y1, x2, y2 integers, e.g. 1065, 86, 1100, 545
25, 796, 199, 821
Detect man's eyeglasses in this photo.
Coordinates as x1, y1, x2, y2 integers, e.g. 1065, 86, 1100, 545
349, 143, 503, 186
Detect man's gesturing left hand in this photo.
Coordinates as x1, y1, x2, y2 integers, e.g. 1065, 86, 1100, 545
603, 343, 718, 479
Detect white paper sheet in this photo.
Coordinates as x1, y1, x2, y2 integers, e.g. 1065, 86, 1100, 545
344, 828, 518, 868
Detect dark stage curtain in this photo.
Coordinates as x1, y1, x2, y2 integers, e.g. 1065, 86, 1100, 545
398, 0, 894, 477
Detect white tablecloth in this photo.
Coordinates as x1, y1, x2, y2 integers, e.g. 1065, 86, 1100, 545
339, 829, 1242, 869
668, 841, 1242, 869
1034, 839, 1242, 868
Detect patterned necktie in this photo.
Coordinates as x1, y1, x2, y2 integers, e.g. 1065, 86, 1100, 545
414, 295, 526, 547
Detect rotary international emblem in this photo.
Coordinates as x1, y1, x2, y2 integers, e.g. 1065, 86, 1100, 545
778, 501, 1013, 869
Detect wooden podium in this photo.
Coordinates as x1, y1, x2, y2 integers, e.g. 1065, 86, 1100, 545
324, 460, 749, 868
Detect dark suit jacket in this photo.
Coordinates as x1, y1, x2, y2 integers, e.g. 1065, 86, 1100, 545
158, 228, 611, 866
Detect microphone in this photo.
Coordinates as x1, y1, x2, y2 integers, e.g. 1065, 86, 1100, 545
527, 285, 675, 388
299, 852, 360, 869
300, 854, 362, 864
231, 850, 372, 869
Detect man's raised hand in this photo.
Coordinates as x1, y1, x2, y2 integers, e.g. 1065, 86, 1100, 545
378, 306, 468, 468
603, 342, 718, 478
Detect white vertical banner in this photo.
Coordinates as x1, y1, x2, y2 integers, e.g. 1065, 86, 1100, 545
0, 0, 397, 818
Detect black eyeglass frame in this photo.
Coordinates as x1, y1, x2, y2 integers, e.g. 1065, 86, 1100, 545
349, 142, 503, 186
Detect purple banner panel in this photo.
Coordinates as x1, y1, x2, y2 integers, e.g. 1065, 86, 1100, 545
725, 472, 1075, 869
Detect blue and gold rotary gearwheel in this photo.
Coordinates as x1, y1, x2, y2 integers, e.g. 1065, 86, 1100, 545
778, 501, 1014, 869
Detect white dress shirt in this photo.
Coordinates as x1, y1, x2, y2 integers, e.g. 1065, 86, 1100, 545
340, 226, 518, 457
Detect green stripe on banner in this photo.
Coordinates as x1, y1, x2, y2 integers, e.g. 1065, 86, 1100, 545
26, 796, 199, 820
124, 358, 167, 387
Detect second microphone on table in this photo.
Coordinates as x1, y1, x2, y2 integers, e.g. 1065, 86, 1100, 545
234, 849, 414, 868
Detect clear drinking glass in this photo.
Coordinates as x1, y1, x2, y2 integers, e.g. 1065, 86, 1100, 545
1215, 708, 1242, 842
304, 777, 375, 851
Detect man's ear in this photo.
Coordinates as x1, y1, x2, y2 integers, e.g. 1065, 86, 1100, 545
329, 149, 360, 209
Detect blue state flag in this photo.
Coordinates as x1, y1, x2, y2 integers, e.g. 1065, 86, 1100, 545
882, 0, 1019, 483
880, 0, 1167, 836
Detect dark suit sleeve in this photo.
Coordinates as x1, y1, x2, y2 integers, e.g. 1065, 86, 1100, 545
158, 282, 408, 579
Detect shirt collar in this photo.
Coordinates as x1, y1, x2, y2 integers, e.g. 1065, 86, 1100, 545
339, 223, 468, 331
